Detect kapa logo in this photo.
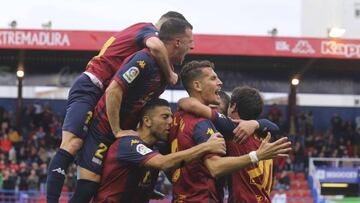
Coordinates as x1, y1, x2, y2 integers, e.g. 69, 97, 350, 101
52, 168, 65, 176
292, 40, 315, 54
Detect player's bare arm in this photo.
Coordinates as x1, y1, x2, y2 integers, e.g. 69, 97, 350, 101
144, 133, 226, 172
146, 37, 178, 85
105, 81, 136, 138
204, 134, 291, 178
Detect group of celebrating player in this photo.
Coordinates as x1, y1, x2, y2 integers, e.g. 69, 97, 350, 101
45, 11, 292, 203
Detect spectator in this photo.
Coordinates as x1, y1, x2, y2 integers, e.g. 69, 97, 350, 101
268, 103, 282, 126
271, 188, 287, 203
0, 134, 12, 154
293, 142, 305, 172
38, 163, 48, 193
274, 171, 290, 191
331, 113, 342, 137
27, 169, 39, 191
355, 115, 360, 130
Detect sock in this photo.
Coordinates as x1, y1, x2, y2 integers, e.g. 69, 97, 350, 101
69, 179, 100, 203
46, 149, 74, 203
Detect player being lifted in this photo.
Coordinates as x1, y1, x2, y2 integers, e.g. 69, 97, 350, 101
69, 18, 194, 202
46, 11, 189, 203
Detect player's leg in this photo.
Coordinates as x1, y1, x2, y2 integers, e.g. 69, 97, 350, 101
69, 132, 111, 202
68, 167, 101, 203
46, 73, 102, 203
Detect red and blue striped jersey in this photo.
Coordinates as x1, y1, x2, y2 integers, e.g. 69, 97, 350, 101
92, 136, 159, 203
86, 22, 158, 88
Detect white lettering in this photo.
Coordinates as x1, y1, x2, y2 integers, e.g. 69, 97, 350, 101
0, 31, 71, 47
321, 41, 360, 58
275, 41, 290, 51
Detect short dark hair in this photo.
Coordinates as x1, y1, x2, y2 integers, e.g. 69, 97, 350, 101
218, 90, 230, 115
231, 86, 263, 120
160, 11, 187, 21
180, 60, 215, 93
139, 98, 170, 125
159, 18, 193, 43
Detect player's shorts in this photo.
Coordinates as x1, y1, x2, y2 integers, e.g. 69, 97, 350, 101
62, 73, 103, 139
77, 129, 115, 175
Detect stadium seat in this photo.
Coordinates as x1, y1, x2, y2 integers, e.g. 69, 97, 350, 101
288, 171, 295, 179
295, 172, 306, 180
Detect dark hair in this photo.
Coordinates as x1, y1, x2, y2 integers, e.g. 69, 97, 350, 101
218, 90, 230, 115
159, 18, 193, 43
139, 98, 170, 125
180, 60, 215, 93
160, 11, 187, 21
231, 86, 263, 120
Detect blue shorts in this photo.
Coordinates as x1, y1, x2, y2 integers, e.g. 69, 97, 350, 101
76, 128, 114, 175
62, 73, 103, 139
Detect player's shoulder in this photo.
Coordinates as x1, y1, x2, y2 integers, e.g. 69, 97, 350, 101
118, 135, 143, 146
130, 22, 154, 29
130, 49, 155, 65
175, 110, 213, 129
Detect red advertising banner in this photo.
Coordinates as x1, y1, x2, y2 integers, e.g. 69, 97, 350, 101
1, 29, 360, 59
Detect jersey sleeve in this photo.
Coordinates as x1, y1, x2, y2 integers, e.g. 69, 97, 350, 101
255, 119, 280, 137
135, 24, 158, 48
116, 136, 159, 166
210, 109, 237, 140
192, 119, 217, 145
113, 51, 154, 93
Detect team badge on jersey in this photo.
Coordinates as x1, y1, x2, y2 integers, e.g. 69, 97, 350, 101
123, 66, 140, 83
136, 144, 153, 155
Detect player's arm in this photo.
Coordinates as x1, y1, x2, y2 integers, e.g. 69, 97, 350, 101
204, 134, 291, 178
106, 53, 148, 137
146, 37, 177, 85
178, 97, 279, 140
144, 133, 226, 172
105, 81, 134, 137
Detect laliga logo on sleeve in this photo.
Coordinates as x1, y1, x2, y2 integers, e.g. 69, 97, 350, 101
136, 144, 153, 155
123, 66, 140, 83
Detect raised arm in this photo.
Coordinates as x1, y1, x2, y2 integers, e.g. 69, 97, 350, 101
146, 37, 177, 85
204, 135, 291, 178
144, 133, 226, 172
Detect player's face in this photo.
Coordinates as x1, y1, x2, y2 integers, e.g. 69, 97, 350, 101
173, 28, 194, 65
199, 68, 223, 105
150, 106, 173, 141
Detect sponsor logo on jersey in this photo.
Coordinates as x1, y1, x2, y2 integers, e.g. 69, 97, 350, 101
136, 144, 153, 155
207, 128, 215, 135
131, 139, 140, 146
52, 168, 66, 176
137, 60, 146, 69
217, 112, 226, 118
123, 66, 140, 83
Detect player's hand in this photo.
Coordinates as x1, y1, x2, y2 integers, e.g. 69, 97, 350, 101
148, 189, 165, 200
232, 119, 259, 143
206, 132, 226, 155
167, 71, 178, 85
115, 129, 138, 138
256, 133, 291, 161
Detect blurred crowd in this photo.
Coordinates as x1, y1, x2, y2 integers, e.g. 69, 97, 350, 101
268, 103, 360, 193
0, 102, 359, 197
0, 103, 76, 193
